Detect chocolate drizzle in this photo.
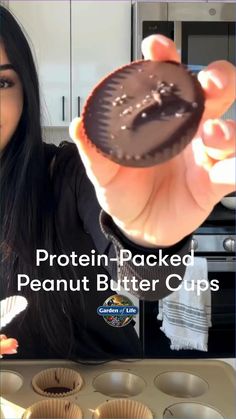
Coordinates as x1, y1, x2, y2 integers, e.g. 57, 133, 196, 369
132, 82, 195, 130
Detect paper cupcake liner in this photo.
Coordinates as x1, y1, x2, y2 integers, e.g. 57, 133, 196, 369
22, 399, 83, 419
0, 296, 28, 330
32, 368, 83, 397
93, 399, 153, 419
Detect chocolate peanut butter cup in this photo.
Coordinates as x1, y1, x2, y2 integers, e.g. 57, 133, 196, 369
80, 60, 205, 167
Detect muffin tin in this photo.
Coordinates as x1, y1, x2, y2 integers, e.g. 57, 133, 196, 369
0, 359, 235, 418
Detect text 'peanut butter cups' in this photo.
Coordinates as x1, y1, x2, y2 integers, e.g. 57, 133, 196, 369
32, 368, 83, 397
80, 60, 205, 167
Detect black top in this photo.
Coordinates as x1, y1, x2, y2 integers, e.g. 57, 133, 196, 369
3, 142, 191, 361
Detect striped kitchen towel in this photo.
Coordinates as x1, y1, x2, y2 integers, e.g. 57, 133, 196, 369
157, 258, 212, 352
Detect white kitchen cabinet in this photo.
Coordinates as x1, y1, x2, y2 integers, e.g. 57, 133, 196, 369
71, 1, 131, 119
8, 0, 131, 127
9, 1, 71, 127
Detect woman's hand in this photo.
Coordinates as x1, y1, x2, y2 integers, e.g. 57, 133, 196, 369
0, 334, 18, 355
70, 35, 236, 247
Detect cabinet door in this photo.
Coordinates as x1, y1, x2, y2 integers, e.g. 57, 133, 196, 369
71, 0, 131, 119
9, 0, 70, 127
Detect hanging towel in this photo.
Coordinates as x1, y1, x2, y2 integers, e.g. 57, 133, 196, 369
157, 257, 212, 352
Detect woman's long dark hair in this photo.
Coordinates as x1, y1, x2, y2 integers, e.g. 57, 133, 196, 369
0, 6, 129, 363
0, 5, 80, 358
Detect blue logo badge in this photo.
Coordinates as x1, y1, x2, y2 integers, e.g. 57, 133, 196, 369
97, 294, 139, 328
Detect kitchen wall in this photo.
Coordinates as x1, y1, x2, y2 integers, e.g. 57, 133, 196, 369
42, 127, 71, 146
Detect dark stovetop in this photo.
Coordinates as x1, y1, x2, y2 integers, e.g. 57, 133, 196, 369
195, 203, 235, 235
207, 203, 235, 223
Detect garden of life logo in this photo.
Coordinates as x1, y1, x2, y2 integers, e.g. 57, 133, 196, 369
97, 294, 139, 328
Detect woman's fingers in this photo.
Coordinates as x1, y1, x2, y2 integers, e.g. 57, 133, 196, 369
202, 119, 236, 160
209, 157, 236, 198
194, 118, 236, 199
70, 118, 120, 187
198, 61, 236, 119
0, 334, 7, 340
141, 35, 180, 62
0, 337, 18, 355
142, 36, 235, 119
142, 38, 236, 121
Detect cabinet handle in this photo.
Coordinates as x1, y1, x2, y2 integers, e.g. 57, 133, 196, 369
78, 96, 80, 117
62, 96, 65, 121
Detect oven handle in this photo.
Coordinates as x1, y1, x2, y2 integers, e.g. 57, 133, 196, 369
207, 260, 235, 272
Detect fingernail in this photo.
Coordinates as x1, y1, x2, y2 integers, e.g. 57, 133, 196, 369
69, 117, 81, 139
141, 35, 170, 57
142, 34, 170, 48
218, 121, 231, 140
203, 120, 216, 136
153, 35, 170, 46
203, 119, 231, 140
198, 69, 227, 90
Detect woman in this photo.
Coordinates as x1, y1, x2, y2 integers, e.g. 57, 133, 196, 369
0, 5, 235, 360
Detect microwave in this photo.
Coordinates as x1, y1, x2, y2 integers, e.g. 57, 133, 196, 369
132, 2, 235, 63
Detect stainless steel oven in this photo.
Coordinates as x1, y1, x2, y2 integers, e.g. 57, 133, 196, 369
133, 2, 236, 357
141, 203, 235, 358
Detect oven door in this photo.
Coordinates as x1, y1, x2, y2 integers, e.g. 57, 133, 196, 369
197, 255, 235, 357
141, 255, 235, 359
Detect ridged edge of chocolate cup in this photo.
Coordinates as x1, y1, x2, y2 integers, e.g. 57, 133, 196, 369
80, 59, 205, 168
